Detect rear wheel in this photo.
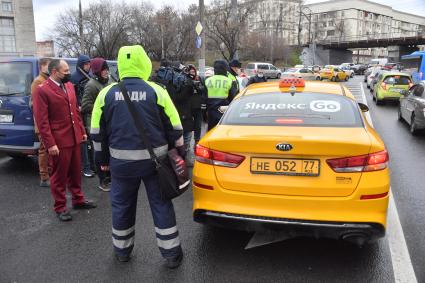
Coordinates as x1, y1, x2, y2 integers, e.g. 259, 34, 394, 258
344, 76, 349, 81
276, 73, 281, 79
410, 114, 419, 135
398, 107, 404, 121
7, 153, 28, 159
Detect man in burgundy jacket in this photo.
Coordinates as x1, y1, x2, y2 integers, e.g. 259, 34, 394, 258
33, 59, 96, 221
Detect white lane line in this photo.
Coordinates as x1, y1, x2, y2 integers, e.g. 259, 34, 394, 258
360, 82, 417, 283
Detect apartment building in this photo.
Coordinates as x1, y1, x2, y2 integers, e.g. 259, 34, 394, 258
0, 0, 36, 58
247, 0, 302, 46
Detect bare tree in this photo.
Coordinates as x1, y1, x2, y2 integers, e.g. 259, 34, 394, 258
205, 0, 255, 61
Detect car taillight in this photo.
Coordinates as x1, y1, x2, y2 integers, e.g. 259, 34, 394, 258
381, 82, 387, 90
195, 144, 245, 168
326, 150, 389, 173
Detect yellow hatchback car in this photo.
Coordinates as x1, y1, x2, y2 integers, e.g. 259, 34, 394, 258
193, 78, 390, 245
320, 67, 348, 82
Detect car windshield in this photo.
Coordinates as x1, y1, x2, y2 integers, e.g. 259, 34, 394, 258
222, 92, 363, 127
0, 62, 33, 96
384, 75, 411, 85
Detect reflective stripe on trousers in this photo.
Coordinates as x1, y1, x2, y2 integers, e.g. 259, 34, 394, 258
109, 144, 168, 161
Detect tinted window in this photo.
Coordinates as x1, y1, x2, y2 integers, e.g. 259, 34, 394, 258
384, 75, 411, 85
246, 64, 255, 69
0, 62, 33, 96
270, 66, 277, 70
222, 92, 363, 127
258, 65, 269, 70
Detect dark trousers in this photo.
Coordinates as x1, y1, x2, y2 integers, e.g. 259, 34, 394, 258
192, 108, 202, 143
49, 145, 85, 212
110, 169, 182, 258
207, 108, 223, 131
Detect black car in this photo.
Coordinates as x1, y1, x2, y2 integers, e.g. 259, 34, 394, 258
398, 83, 425, 135
351, 64, 367, 75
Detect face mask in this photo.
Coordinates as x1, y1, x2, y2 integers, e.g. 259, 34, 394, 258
59, 72, 71, 84
258, 73, 264, 78
98, 76, 109, 84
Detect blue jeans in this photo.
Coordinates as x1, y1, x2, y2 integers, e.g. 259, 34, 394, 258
80, 142, 91, 172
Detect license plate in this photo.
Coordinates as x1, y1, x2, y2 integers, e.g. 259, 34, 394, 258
390, 88, 404, 93
0, 114, 13, 123
250, 157, 320, 176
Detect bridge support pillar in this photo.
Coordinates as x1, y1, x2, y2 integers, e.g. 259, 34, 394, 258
388, 45, 419, 62
302, 45, 353, 66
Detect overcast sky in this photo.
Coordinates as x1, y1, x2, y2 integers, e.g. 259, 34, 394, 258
33, 0, 425, 41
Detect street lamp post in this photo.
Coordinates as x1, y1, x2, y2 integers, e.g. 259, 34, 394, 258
199, 0, 205, 76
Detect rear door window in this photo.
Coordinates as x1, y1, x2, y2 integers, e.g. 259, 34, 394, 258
384, 75, 411, 85
246, 64, 255, 70
222, 92, 363, 127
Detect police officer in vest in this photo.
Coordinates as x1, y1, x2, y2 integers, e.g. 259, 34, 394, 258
91, 45, 185, 268
205, 60, 238, 130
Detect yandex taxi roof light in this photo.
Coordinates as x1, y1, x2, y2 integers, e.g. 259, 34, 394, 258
326, 150, 389, 173
195, 144, 245, 168
279, 78, 305, 88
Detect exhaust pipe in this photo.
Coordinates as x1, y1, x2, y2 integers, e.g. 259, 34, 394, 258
341, 232, 369, 247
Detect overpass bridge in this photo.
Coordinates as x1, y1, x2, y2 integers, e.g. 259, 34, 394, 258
301, 31, 425, 65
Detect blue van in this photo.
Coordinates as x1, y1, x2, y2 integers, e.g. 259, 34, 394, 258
0, 57, 117, 158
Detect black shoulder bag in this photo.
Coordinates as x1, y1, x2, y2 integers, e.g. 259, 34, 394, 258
118, 82, 190, 200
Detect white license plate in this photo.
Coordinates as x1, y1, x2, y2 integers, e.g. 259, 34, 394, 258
0, 114, 13, 123
390, 88, 404, 93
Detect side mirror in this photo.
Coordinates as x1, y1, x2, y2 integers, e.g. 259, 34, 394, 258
358, 103, 369, 112
218, 105, 229, 114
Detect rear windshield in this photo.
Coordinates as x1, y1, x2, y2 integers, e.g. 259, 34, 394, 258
383, 75, 411, 85
222, 92, 363, 127
0, 62, 33, 97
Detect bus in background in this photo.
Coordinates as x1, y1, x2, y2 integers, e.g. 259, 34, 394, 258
0, 57, 117, 158
401, 51, 425, 83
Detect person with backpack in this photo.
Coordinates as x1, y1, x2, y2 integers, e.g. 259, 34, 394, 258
81, 57, 111, 192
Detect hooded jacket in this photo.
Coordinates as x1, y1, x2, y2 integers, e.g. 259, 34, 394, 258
90, 45, 183, 177
71, 54, 91, 105
81, 58, 109, 128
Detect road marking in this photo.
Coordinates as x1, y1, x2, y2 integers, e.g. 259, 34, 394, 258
359, 82, 417, 283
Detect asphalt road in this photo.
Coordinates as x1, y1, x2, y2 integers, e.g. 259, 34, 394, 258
0, 76, 421, 282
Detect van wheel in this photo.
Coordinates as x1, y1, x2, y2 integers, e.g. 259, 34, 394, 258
276, 73, 281, 79
7, 153, 28, 159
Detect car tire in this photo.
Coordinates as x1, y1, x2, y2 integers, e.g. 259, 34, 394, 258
7, 153, 28, 159
398, 107, 403, 122
345, 76, 349, 81
276, 73, 281, 79
410, 114, 419, 135
331, 76, 336, 82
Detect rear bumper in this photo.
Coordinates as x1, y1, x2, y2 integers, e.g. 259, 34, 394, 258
194, 210, 385, 241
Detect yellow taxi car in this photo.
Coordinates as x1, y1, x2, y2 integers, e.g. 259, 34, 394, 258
192, 78, 390, 245
320, 66, 348, 82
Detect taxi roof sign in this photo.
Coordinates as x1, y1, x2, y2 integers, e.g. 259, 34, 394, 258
279, 77, 305, 88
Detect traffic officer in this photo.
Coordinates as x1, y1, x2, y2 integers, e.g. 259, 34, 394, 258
90, 45, 185, 268
205, 60, 237, 130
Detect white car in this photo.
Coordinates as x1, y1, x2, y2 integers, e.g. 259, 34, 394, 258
367, 68, 382, 89
245, 62, 282, 79
283, 68, 317, 80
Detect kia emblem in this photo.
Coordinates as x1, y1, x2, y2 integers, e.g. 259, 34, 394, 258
276, 143, 293, 151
